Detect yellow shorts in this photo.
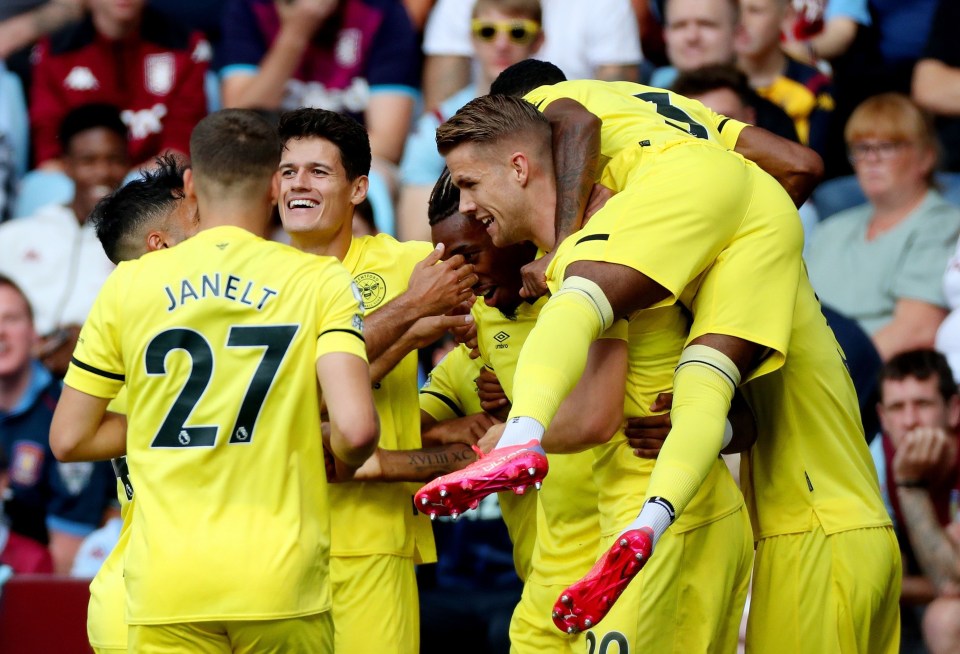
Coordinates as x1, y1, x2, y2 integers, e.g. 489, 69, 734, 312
552, 142, 803, 382
510, 580, 583, 654
330, 554, 418, 653
88, 526, 128, 650
592, 505, 753, 653
126, 611, 332, 653
747, 525, 901, 654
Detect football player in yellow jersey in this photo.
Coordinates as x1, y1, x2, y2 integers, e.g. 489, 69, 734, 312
275, 108, 482, 654
428, 170, 753, 653
428, 77, 899, 650
50, 109, 379, 652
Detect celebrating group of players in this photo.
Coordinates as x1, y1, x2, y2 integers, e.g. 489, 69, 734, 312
47, 58, 900, 653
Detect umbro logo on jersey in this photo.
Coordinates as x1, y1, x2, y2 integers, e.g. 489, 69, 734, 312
216, 243, 228, 250
64, 66, 99, 91
494, 331, 510, 349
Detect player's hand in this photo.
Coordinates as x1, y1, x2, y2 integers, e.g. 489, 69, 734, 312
407, 244, 477, 317
422, 413, 501, 447
276, 0, 337, 37
407, 314, 474, 349
477, 367, 510, 421
519, 253, 552, 299
893, 427, 954, 484
449, 300, 479, 355
584, 183, 615, 222
478, 422, 507, 454
626, 392, 672, 459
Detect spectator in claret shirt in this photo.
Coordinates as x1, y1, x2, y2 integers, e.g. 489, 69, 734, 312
29, 0, 209, 171
218, 0, 420, 173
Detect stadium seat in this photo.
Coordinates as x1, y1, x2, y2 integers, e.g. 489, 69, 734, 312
12, 170, 74, 219
0, 575, 92, 653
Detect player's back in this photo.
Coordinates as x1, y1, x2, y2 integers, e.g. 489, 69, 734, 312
740, 270, 891, 539
523, 79, 741, 182
85, 225, 364, 623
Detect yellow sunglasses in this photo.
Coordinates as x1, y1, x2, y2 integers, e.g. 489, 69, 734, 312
471, 19, 541, 45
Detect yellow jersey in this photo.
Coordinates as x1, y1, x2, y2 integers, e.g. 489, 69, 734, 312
419, 344, 483, 422
740, 272, 890, 538
473, 298, 601, 585
330, 234, 437, 562
524, 79, 746, 182
418, 343, 537, 582
66, 225, 366, 624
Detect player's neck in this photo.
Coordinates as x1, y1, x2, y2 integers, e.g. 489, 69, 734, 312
527, 181, 558, 252
196, 197, 273, 237
289, 224, 352, 261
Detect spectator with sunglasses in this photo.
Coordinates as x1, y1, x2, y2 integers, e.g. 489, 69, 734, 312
396, 0, 545, 242
420, 0, 639, 115
807, 93, 960, 362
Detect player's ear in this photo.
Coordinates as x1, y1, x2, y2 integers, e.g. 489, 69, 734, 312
145, 230, 166, 252
510, 152, 529, 186
183, 168, 197, 202
270, 170, 280, 206
350, 175, 369, 206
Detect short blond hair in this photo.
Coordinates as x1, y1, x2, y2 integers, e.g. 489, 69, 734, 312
845, 93, 938, 184
473, 0, 542, 23
436, 94, 551, 155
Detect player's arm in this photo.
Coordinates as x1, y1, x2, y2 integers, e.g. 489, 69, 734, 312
348, 443, 477, 482
732, 125, 824, 207
363, 246, 475, 373
520, 99, 601, 298
317, 352, 379, 468
369, 313, 473, 383
50, 387, 125, 462
541, 334, 627, 453
421, 410, 500, 447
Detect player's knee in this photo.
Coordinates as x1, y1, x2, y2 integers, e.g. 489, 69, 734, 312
555, 275, 615, 332
923, 597, 960, 654
688, 333, 763, 378
565, 260, 669, 316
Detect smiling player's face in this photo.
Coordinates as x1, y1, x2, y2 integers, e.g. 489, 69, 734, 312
445, 142, 530, 248
278, 137, 363, 238
431, 211, 535, 316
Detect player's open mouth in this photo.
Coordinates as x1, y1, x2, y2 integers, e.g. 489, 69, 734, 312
475, 283, 497, 301
287, 199, 319, 209
479, 216, 494, 227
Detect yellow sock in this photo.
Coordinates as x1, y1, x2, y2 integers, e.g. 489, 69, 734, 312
507, 276, 613, 430
644, 345, 739, 519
